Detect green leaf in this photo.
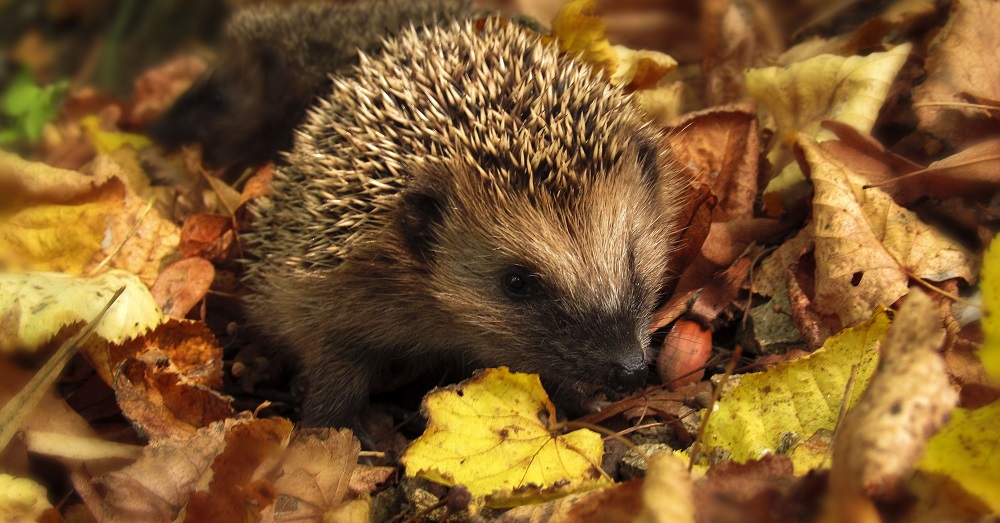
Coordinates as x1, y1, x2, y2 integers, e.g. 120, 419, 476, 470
0, 70, 68, 144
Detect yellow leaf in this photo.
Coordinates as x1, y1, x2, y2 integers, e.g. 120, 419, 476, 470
0, 152, 180, 285
551, 0, 676, 91
551, 0, 617, 79
0, 270, 163, 354
0, 474, 53, 521
610, 46, 677, 90
980, 234, 1000, 381
919, 402, 1000, 512
702, 309, 891, 470
401, 367, 610, 510
746, 44, 912, 214
0, 176, 124, 275
81, 115, 152, 154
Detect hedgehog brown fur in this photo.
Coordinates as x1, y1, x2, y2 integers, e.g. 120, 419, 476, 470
243, 18, 685, 427
149, 0, 472, 171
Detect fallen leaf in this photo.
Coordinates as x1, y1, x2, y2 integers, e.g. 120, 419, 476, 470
551, 0, 676, 91
401, 367, 610, 510
980, 234, 1000, 380
804, 138, 975, 326
87, 317, 222, 389
635, 452, 695, 523
746, 44, 912, 214
664, 104, 760, 221
179, 214, 235, 262
913, 0, 1000, 146
114, 350, 234, 441
80, 115, 152, 155
0, 270, 162, 354
0, 474, 54, 521
494, 481, 642, 523
255, 428, 377, 522
659, 218, 787, 329
0, 152, 180, 286
831, 289, 956, 506
96, 415, 293, 522
610, 47, 678, 90
693, 455, 800, 523
702, 309, 891, 470
150, 257, 215, 318
918, 401, 1000, 513
886, 139, 1000, 203
700, 0, 784, 106
128, 55, 208, 127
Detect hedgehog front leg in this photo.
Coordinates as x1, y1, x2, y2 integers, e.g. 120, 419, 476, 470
299, 345, 378, 429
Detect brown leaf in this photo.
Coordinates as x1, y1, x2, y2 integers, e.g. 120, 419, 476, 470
831, 289, 957, 511
114, 351, 233, 440
883, 139, 1000, 202
150, 257, 216, 319
495, 481, 643, 523
180, 214, 235, 261
700, 0, 783, 106
913, 0, 1000, 146
655, 219, 785, 329
254, 428, 382, 521
694, 455, 798, 523
819, 122, 923, 203
660, 180, 715, 301
803, 137, 975, 326
87, 317, 223, 389
665, 104, 761, 221
96, 416, 288, 522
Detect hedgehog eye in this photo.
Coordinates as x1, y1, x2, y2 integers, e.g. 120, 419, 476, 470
501, 266, 537, 299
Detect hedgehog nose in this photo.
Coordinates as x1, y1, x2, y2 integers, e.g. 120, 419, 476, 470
609, 357, 648, 392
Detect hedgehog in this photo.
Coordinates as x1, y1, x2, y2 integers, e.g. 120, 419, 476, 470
148, 0, 472, 171
243, 18, 685, 427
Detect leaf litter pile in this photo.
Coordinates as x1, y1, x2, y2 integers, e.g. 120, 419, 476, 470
1, 0, 999, 521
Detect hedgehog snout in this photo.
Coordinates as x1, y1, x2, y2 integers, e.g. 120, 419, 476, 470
607, 352, 648, 392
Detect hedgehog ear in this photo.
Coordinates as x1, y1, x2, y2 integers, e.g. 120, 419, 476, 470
398, 182, 447, 263
635, 139, 664, 189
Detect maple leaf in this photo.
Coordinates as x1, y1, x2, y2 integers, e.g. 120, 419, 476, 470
401, 367, 610, 510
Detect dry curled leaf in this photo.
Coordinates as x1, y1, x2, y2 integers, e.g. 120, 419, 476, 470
913, 0, 1000, 146
664, 104, 760, 222
803, 138, 975, 327
831, 289, 957, 517
96, 416, 293, 522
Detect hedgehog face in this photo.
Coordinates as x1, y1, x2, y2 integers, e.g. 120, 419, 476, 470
401, 154, 675, 393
